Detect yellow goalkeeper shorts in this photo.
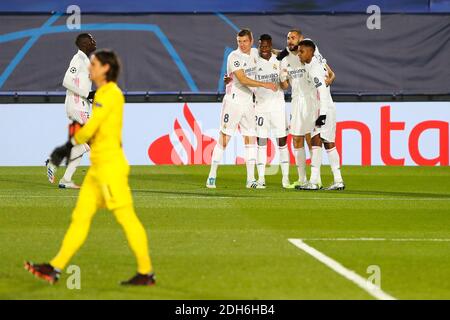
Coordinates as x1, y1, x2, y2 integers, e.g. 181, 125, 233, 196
83, 162, 133, 210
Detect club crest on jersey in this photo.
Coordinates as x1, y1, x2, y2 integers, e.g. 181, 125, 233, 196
234, 61, 240, 67
314, 77, 322, 88
70, 67, 77, 74
273, 64, 278, 70
94, 102, 103, 107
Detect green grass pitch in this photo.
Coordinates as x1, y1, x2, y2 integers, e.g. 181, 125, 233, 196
0, 165, 449, 299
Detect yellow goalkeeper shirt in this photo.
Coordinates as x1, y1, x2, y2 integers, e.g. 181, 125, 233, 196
73, 81, 126, 166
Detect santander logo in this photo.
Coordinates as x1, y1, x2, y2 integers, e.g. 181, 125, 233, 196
148, 103, 216, 165
147, 103, 449, 166
148, 103, 279, 165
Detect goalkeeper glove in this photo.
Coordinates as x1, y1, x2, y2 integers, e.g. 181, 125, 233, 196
50, 140, 74, 167
315, 115, 327, 127
87, 90, 96, 100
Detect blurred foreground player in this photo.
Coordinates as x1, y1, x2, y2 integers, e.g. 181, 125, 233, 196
297, 40, 345, 191
26, 50, 155, 286
46, 33, 96, 189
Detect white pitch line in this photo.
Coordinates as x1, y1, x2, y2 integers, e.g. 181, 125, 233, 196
0, 194, 449, 201
301, 238, 450, 242
288, 238, 397, 300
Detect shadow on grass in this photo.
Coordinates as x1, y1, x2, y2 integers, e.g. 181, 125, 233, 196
133, 188, 450, 200
341, 189, 450, 199
132, 189, 251, 198
0, 178, 54, 188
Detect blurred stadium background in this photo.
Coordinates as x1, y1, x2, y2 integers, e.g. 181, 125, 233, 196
0, 0, 449, 167
0, 0, 450, 165
1, 0, 450, 300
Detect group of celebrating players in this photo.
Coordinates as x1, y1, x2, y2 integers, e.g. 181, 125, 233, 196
24, 27, 346, 287
206, 28, 345, 191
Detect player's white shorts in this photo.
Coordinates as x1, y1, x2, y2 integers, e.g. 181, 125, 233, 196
255, 106, 288, 139
312, 105, 337, 143
67, 108, 90, 125
289, 96, 315, 136
66, 97, 90, 125
220, 97, 256, 137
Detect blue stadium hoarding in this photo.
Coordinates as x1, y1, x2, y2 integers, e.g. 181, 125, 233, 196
0, 0, 449, 13
0, 13, 449, 95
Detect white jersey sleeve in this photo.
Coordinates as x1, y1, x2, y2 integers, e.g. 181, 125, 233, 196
308, 59, 331, 115
63, 54, 90, 98
228, 51, 244, 74
314, 46, 327, 66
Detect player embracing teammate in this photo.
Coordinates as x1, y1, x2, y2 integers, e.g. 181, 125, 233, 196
297, 39, 345, 190
208, 28, 344, 190
206, 29, 277, 189
253, 34, 290, 188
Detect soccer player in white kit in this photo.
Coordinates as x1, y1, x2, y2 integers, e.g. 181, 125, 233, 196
206, 29, 277, 189
46, 33, 96, 189
253, 34, 290, 188
297, 39, 345, 190
277, 29, 335, 188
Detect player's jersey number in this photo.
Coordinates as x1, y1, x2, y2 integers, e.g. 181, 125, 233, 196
255, 116, 264, 127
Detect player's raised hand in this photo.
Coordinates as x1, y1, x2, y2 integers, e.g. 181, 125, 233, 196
50, 141, 74, 167
264, 82, 277, 92
315, 115, 327, 127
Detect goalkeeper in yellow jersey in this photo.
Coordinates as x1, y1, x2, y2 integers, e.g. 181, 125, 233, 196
25, 50, 155, 286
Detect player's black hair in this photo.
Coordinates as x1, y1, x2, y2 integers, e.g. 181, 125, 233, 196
299, 39, 316, 52
259, 34, 272, 42
237, 28, 252, 40
75, 33, 92, 48
94, 49, 121, 82
289, 29, 303, 36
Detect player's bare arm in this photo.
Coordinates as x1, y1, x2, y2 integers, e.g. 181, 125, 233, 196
324, 63, 336, 86
233, 69, 277, 91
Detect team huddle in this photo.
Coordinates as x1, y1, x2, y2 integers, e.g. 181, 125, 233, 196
206, 28, 345, 191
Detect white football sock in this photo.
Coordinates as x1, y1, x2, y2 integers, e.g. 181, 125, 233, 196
327, 147, 343, 183
294, 147, 306, 183
208, 144, 224, 179
310, 146, 323, 185
245, 144, 257, 182
257, 145, 267, 182
62, 144, 88, 182
279, 145, 290, 180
